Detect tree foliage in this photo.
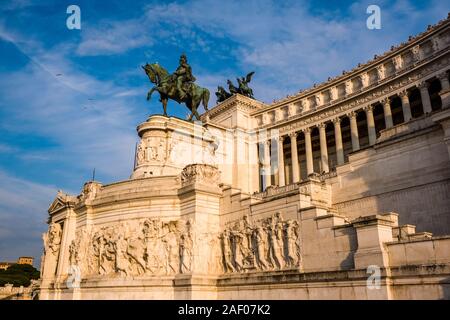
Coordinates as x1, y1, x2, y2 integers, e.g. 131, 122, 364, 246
0, 264, 40, 287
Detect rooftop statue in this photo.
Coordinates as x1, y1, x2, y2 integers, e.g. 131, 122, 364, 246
142, 54, 210, 121
215, 71, 255, 103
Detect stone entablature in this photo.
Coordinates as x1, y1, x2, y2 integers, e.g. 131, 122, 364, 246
262, 53, 449, 134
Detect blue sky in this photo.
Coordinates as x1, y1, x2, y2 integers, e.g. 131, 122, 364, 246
0, 0, 448, 267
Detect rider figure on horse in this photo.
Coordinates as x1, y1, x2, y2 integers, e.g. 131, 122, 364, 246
173, 53, 196, 100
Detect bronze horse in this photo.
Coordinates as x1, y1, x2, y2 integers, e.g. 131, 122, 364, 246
142, 63, 210, 121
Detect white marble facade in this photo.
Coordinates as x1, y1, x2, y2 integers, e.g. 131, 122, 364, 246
40, 15, 450, 300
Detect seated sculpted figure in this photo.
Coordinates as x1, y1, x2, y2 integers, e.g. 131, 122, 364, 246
173, 53, 196, 100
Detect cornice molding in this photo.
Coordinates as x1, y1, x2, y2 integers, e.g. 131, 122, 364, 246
263, 53, 450, 136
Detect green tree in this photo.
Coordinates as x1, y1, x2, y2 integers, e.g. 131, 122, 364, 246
0, 264, 40, 287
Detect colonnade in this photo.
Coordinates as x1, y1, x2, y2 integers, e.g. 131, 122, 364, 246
258, 71, 449, 190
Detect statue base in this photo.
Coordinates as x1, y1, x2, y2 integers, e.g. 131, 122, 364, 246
131, 115, 217, 179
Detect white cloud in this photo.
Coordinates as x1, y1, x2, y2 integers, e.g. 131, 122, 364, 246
76, 19, 152, 56
0, 170, 57, 265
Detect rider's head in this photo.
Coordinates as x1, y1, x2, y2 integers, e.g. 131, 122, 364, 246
180, 53, 187, 64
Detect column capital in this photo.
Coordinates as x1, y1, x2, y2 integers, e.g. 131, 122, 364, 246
332, 117, 341, 124
417, 81, 429, 90
381, 97, 391, 106
347, 110, 358, 119
363, 105, 374, 113
278, 135, 285, 143
288, 131, 298, 139
438, 72, 449, 81
301, 127, 312, 134
264, 140, 271, 147
398, 90, 409, 98
317, 122, 327, 129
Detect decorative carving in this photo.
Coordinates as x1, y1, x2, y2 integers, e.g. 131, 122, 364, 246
315, 94, 322, 107
219, 212, 301, 273
136, 140, 146, 165
301, 127, 311, 134
67, 218, 201, 278
360, 73, 370, 88
347, 111, 358, 119
147, 138, 166, 162
411, 45, 421, 62
180, 164, 220, 187
179, 220, 193, 273
376, 65, 386, 80
398, 90, 409, 99
41, 222, 63, 278
288, 132, 298, 139
332, 117, 341, 124
44, 223, 62, 257
78, 181, 101, 202
431, 36, 441, 52
393, 55, 403, 71
329, 87, 338, 100
363, 105, 374, 113
345, 81, 353, 95
438, 71, 449, 82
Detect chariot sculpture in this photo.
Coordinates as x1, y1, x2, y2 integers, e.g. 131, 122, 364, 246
215, 71, 255, 103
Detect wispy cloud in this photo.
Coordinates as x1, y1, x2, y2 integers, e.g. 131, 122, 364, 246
76, 19, 152, 56
0, 170, 57, 265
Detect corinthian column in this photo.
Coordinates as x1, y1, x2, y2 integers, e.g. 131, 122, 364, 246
348, 111, 360, 151
333, 118, 344, 165
438, 72, 450, 91
318, 123, 329, 173
303, 128, 314, 176
399, 90, 412, 122
263, 140, 272, 188
438, 72, 450, 109
382, 98, 393, 129
365, 105, 377, 146
289, 132, 300, 183
277, 136, 286, 187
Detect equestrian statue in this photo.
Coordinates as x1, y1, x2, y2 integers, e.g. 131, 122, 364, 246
142, 54, 210, 121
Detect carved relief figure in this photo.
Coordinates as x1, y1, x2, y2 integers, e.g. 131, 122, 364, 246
136, 141, 146, 165
45, 223, 62, 256
285, 220, 300, 267
163, 222, 179, 274
219, 212, 301, 273
179, 220, 193, 273
114, 234, 130, 276
221, 229, 235, 273
253, 226, 268, 270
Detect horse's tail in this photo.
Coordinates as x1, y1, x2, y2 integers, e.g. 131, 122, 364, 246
202, 89, 210, 111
